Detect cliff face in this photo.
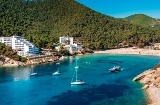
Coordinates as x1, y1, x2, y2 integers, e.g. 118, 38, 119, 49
133, 64, 160, 105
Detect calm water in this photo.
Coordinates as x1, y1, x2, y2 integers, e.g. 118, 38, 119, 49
0, 54, 160, 105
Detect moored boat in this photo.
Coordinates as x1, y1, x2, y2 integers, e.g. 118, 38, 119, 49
71, 80, 85, 85
53, 68, 60, 75
53, 71, 60, 75
109, 66, 121, 72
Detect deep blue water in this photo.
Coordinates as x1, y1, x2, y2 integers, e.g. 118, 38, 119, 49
0, 54, 160, 105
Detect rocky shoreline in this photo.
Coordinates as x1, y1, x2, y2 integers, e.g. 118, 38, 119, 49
1, 52, 160, 105
0, 55, 61, 67
0, 56, 25, 67
133, 64, 160, 105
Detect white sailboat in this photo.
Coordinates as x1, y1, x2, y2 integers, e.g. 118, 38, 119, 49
75, 59, 79, 69
75, 66, 79, 69
53, 68, 60, 75
56, 62, 60, 65
71, 68, 85, 85
30, 65, 37, 76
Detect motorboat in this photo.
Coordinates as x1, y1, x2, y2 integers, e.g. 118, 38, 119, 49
108, 66, 121, 72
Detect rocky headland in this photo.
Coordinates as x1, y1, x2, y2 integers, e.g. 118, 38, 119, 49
133, 64, 160, 105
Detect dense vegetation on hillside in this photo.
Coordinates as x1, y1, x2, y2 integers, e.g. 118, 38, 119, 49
0, 0, 160, 50
0, 43, 27, 62
123, 14, 160, 29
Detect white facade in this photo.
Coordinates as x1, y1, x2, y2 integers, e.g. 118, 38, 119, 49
62, 43, 83, 52
0, 37, 12, 46
63, 45, 77, 51
74, 43, 83, 51
58, 36, 83, 52
59, 36, 73, 45
0, 36, 39, 56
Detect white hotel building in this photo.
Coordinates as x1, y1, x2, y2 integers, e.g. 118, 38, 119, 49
59, 36, 74, 45
57, 36, 83, 52
0, 36, 39, 56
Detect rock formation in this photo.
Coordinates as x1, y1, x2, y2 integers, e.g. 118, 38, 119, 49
0, 55, 59, 67
133, 64, 160, 105
0, 56, 25, 67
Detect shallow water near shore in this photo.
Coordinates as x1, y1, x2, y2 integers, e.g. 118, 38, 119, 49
0, 54, 160, 105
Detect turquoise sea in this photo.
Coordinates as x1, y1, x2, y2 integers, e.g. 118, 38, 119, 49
0, 54, 160, 105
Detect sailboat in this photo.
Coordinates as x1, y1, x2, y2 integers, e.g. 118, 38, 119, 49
53, 68, 60, 75
71, 68, 85, 85
56, 62, 60, 65
30, 65, 37, 76
75, 58, 79, 69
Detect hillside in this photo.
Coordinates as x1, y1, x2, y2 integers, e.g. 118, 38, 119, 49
0, 0, 160, 49
123, 14, 160, 29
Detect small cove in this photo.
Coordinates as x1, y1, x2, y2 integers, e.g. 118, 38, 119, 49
0, 54, 159, 105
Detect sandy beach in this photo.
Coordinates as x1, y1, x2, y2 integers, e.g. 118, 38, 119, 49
94, 47, 160, 56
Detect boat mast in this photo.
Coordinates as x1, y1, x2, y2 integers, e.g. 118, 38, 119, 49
76, 58, 78, 67
76, 68, 78, 81
31, 65, 33, 73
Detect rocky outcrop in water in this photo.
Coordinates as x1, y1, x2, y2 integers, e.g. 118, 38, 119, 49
133, 64, 160, 105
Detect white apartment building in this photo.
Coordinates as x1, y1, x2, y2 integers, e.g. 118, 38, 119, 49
0, 36, 39, 56
0, 37, 12, 46
58, 36, 83, 52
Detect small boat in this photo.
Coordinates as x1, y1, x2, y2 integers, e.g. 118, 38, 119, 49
108, 66, 121, 72
71, 70, 85, 85
30, 65, 37, 76
75, 66, 79, 69
71, 80, 85, 85
75, 58, 79, 69
71, 68, 85, 85
53, 71, 60, 75
53, 68, 60, 75
56, 62, 60, 65
30, 72, 38, 76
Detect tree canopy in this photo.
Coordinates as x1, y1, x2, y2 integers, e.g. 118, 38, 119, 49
0, 0, 160, 50
0, 43, 27, 62
122, 14, 160, 29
